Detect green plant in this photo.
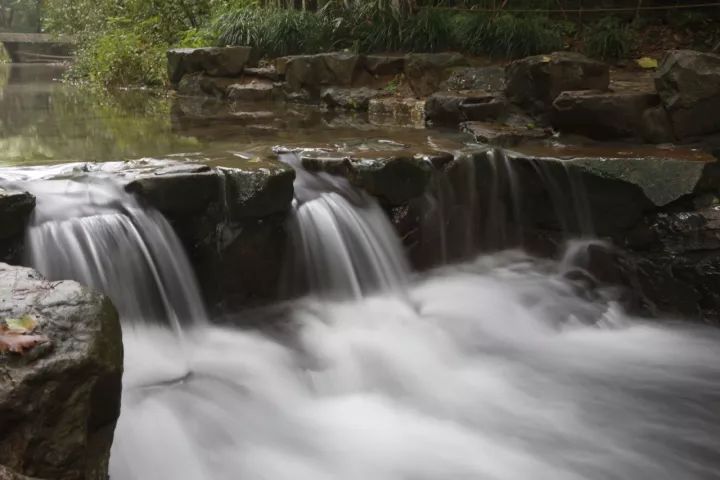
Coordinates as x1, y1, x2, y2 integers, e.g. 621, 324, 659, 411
582, 17, 635, 60
455, 12, 564, 58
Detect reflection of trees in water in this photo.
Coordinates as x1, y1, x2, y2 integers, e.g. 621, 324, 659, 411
0, 64, 200, 165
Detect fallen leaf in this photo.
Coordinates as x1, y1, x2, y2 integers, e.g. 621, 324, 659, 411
636, 57, 658, 69
0, 333, 49, 354
4, 314, 38, 334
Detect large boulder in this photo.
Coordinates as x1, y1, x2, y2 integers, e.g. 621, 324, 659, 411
552, 90, 661, 140
284, 53, 364, 95
0, 263, 123, 479
167, 47, 255, 86
505, 52, 609, 112
655, 50, 720, 139
439, 65, 505, 93
226, 80, 277, 102
404, 53, 468, 97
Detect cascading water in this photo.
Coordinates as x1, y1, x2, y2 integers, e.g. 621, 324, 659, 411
4, 158, 720, 480
2, 165, 208, 331
280, 152, 409, 299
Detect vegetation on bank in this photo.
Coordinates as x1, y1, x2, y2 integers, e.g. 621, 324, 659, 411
28, 0, 720, 87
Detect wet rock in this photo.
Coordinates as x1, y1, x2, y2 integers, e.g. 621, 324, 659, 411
321, 87, 382, 111
167, 47, 255, 86
364, 55, 405, 76
177, 73, 238, 98
220, 163, 295, 219
0, 465, 37, 480
425, 92, 508, 125
0, 188, 35, 240
439, 66, 505, 93
368, 97, 426, 128
461, 121, 549, 147
243, 66, 280, 82
0, 263, 122, 480
346, 156, 433, 205
404, 53, 468, 97
655, 50, 720, 138
505, 52, 609, 112
226, 80, 276, 102
552, 90, 661, 140
640, 105, 676, 143
285, 53, 363, 95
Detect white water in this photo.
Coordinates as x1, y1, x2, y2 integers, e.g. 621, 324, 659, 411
111, 252, 720, 480
5, 163, 720, 480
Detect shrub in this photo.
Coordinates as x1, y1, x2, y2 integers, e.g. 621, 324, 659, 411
455, 13, 564, 59
582, 17, 635, 60
71, 28, 167, 87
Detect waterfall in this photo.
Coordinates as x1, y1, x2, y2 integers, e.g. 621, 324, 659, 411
17, 174, 208, 331
281, 152, 409, 299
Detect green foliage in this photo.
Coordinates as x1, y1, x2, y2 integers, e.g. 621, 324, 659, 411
71, 29, 167, 87
454, 12, 564, 58
582, 17, 635, 60
215, 7, 336, 57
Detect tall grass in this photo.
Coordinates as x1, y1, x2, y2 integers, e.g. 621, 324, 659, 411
454, 12, 565, 58
582, 17, 635, 60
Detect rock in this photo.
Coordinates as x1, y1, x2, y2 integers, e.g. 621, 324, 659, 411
551, 90, 661, 139
655, 50, 720, 138
404, 53, 469, 97
0, 188, 35, 240
284, 53, 363, 95
321, 87, 382, 111
220, 163, 295, 219
640, 105, 675, 143
226, 80, 276, 102
167, 47, 255, 86
364, 55, 405, 76
243, 66, 280, 82
177, 73, 238, 98
505, 52, 610, 112
347, 156, 433, 205
0, 263, 122, 480
439, 66, 505, 93
461, 121, 549, 147
368, 97, 426, 128
425, 92, 507, 125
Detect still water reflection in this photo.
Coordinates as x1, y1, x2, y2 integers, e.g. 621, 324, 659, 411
0, 63, 465, 168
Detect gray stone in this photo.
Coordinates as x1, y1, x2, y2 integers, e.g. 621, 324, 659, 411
0, 263, 122, 480
321, 87, 382, 111
177, 73, 238, 98
227, 80, 276, 102
404, 53, 469, 97
439, 66, 505, 93
284, 53, 364, 95
461, 121, 550, 147
0, 188, 35, 240
640, 105, 676, 143
552, 90, 661, 139
505, 52, 609, 112
426, 92, 507, 125
368, 97, 426, 128
167, 47, 255, 86
364, 55, 405, 76
655, 50, 720, 138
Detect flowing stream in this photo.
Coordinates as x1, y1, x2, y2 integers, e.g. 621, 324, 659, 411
3, 64, 720, 480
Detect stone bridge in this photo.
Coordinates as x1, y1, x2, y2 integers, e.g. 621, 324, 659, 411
0, 32, 75, 63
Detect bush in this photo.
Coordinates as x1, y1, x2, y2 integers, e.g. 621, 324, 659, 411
455, 13, 564, 59
215, 7, 336, 57
582, 17, 635, 60
71, 28, 167, 87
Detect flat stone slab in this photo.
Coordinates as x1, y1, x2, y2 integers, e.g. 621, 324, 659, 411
462, 121, 550, 147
